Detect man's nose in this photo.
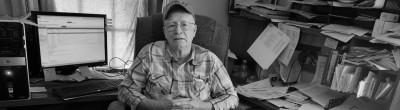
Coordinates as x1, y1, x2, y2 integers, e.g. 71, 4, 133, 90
173, 26, 184, 34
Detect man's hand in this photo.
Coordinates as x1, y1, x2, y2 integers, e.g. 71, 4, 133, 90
172, 91, 213, 110
137, 94, 174, 110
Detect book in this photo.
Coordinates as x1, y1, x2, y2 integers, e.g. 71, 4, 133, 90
357, 80, 367, 98
348, 66, 365, 93
356, 71, 377, 98
336, 65, 357, 92
375, 78, 394, 100
367, 78, 378, 98
322, 50, 339, 86
331, 64, 345, 91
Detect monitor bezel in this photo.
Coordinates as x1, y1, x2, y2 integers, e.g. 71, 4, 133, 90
30, 11, 108, 74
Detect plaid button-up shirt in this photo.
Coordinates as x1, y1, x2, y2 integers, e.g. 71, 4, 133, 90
118, 41, 238, 110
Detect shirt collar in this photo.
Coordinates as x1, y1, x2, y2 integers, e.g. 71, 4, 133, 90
164, 42, 199, 65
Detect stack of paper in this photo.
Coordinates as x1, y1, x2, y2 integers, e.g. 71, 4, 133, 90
369, 57, 399, 71
344, 46, 398, 71
236, 78, 289, 100
299, 84, 345, 109
237, 79, 312, 110
374, 33, 400, 46
234, 0, 291, 19
321, 24, 370, 42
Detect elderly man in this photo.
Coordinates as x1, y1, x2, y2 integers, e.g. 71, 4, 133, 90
118, 1, 238, 110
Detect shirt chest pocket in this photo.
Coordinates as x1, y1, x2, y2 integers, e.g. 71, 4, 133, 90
146, 73, 171, 95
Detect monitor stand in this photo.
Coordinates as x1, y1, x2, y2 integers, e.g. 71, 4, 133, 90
77, 66, 94, 79
43, 66, 94, 82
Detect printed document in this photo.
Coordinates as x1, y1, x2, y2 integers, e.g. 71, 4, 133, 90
278, 23, 300, 66
248, 23, 290, 69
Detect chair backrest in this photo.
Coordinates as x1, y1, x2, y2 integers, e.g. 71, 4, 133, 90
135, 13, 230, 66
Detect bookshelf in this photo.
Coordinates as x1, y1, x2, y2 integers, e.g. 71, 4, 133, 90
228, 1, 400, 110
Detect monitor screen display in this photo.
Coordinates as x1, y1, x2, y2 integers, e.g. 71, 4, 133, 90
31, 12, 107, 73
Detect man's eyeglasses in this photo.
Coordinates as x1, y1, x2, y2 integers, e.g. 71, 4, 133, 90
164, 21, 196, 31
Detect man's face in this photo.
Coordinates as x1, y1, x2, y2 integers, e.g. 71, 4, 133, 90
163, 11, 196, 49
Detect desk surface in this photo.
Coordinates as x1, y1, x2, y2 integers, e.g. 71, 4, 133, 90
238, 94, 279, 110
0, 80, 118, 108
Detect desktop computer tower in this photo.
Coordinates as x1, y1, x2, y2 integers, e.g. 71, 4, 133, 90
0, 21, 31, 101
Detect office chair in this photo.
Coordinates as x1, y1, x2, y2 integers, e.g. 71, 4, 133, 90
107, 13, 230, 110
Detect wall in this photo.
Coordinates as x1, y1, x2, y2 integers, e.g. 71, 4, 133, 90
184, 0, 229, 26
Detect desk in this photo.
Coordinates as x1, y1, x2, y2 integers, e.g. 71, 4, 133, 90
238, 94, 278, 110
0, 80, 117, 110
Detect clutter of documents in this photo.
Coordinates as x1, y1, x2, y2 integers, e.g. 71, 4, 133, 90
232, 1, 400, 110
237, 78, 310, 110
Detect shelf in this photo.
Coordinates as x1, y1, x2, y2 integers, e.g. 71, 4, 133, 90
292, 0, 385, 9
238, 94, 279, 110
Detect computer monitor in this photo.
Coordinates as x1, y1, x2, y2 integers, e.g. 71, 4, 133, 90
30, 11, 107, 76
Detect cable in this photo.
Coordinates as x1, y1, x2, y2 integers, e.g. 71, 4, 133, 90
107, 57, 131, 75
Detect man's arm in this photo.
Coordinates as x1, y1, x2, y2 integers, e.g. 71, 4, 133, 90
209, 56, 239, 110
137, 95, 174, 110
118, 54, 149, 110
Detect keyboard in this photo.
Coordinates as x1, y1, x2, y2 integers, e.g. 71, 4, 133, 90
51, 79, 123, 100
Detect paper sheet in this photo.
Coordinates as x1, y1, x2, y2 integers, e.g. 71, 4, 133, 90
321, 31, 355, 43
279, 51, 302, 83
267, 98, 300, 109
278, 23, 300, 66
237, 78, 288, 100
322, 24, 370, 36
374, 33, 400, 46
237, 87, 288, 100
239, 78, 272, 89
79, 66, 94, 79
276, 20, 326, 28
247, 23, 290, 69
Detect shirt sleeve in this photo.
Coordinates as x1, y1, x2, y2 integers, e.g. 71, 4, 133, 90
118, 45, 150, 110
209, 54, 239, 110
